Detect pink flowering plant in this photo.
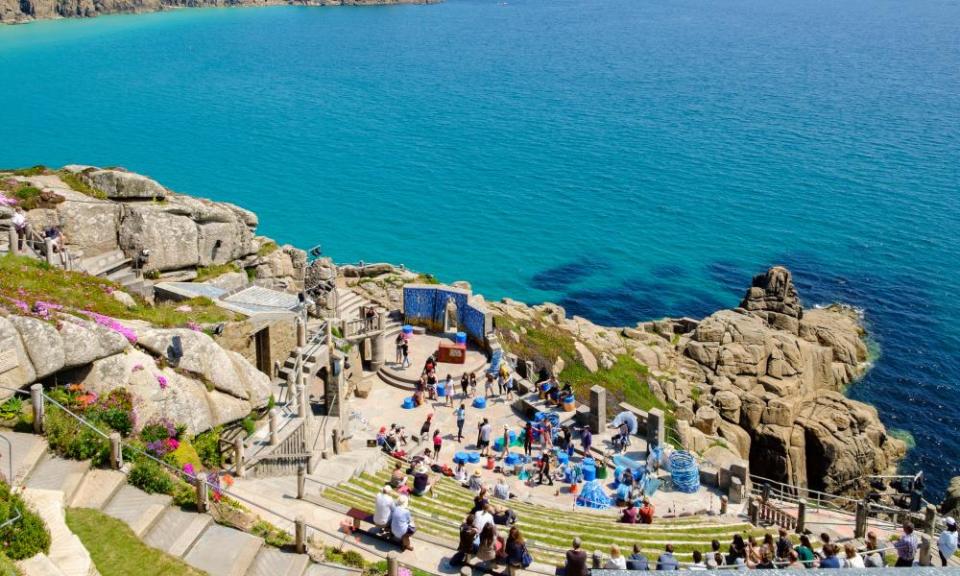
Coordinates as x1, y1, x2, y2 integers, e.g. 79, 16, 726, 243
83, 311, 138, 344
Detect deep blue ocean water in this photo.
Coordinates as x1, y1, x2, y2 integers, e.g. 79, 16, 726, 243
1, 0, 959, 495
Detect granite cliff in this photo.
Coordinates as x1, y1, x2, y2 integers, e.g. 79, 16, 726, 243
1, 0, 439, 24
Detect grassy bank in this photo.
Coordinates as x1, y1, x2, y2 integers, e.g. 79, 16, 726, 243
65, 508, 206, 576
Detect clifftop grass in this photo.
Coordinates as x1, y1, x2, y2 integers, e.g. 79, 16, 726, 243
0, 255, 235, 327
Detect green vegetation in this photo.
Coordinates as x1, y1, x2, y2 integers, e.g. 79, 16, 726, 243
0, 255, 235, 327
11, 185, 43, 210
0, 398, 23, 422
415, 273, 440, 285
128, 459, 176, 495
45, 405, 111, 465
257, 241, 278, 257
194, 262, 240, 282
252, 520, 293, 548
193, 426, 223, 469
0, 482, 50, 561
65, 508, 206, 576
58, 170, 107, 200
8, 165, 48, 177
0, 553, 20, 576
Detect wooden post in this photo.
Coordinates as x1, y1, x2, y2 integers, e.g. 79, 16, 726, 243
44, 237, 55, 265
8, 227, 18, 255
234, 437, 245, 478
297, 318, 307, 347
295, 515, 306, 554
297, 382, 308, 418
749, 497, 760, 526
796, 499, 806, 534
109, 432, 123, 470
386, 551, 399, 576
269, 408, 279, 446
30, 384, 44, 434
924, 504, 937, 536
855, 501, 867, 539
720, 495, 728, 515
332, 429, 340, 455
196, 478, 209, 513
297, 465, 306, 500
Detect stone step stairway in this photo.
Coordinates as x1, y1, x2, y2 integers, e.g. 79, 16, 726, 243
78, 248, 151, 300
4, 431, 359, 576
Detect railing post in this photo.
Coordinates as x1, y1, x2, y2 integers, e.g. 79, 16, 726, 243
332, 429, 340, 455
749, 497, 760, 526
924, 504, 937, 536
295, 515, 306, 554
269, 408, 279, 446
44, 237, 55, 265
109, 432, 123, 470
297, 465, 306, 500
297, 381, 308, 419
8, 227, 18, 255
796, 498, 806, 534
234, 437, 245, 478
720, 495, 728, 515
297, 318, 307, 348
854, 501, 867, 539
30, 384, 44, 434
196, 478, 209, 513
386, 551, 399, 576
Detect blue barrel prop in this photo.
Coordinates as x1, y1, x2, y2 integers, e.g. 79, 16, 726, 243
401, 397, 415, 409
669, 450, 700, 494
582, 457, 595, 468
402, 325, 413, 336
472, 396, 487, 409
467, 452, 481, 464
437, 385, 446, 397
504, 453, 522, 466
576, 480, 613, 510
455, 331, 467, 345
582, 464, 597, 482
556, 451, 569, 466
494, 437, 505, 451
562, 394, 575, 405
616, 483, 631, 502
453, 451, 469, 465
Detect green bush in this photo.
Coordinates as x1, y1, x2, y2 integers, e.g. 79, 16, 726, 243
128, 460, 175, 495
45, 406, 109, 465
0, 398, 22, 421
241, 417, 255, 438
171, 481, 197, 508
0, 483, 50, 561
251, 521, 292, 548
165, 439, 201, 471
193, 427, 222, 469
0, 552, 20, 576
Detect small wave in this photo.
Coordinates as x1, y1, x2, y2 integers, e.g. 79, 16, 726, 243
889, 428, 917, 450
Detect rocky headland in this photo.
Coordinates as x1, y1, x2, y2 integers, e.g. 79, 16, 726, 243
0, 164, 938, 500
1, 0, 439, 24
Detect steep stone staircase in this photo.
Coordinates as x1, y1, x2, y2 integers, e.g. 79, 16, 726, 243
4, 431, 360, 576
77, 249, 151, 300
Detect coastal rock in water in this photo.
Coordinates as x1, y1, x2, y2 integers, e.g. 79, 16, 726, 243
740, 266, 803, 334
80, 168, 166, 200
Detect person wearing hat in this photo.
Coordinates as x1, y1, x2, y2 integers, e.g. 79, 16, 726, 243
374, 485, 395, 534
468, 468, 484, 492
412, 462, 435, 497
939, 517, 958, 566
390, 495, 416, 551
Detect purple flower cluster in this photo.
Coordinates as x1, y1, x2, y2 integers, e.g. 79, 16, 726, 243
156, 375, 168, 390
31, 301, 62, 320
84, 311, 138, 344
0, 193, 16, 207
186, 321, 201, 332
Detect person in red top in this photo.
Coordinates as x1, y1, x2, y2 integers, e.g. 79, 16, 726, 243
432, 429, 443, 461
620, 501, 639, 524
638, 497, 655, 524
523, 422, 534, 456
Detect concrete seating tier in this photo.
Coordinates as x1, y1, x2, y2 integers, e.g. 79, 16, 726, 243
318, 459, 764, 565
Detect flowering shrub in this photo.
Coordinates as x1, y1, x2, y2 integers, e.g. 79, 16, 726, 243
0, 192, 17, 206
83, 311, 138, 344
156, 375, 168, 390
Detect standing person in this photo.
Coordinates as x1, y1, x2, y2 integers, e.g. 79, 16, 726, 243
460, 373, 470, 398
419, 414, 432, 444
443, 374, 454, 407
565, 537, 588, 576
523, 422, 534, 456
454, 403, 466, 442
540, 420, 553, 452
894, 522, 919, 567
581, 425, 592, 456
537, 453, 554, 486
401, 339, 411, 368
504, 371, 516, 401
394, 333, 404, 365
505, 526, 531, 576
432, 429, 443, 461
469, 373, 478, 397
11, 207, 28, 251
484, 372, 496, 399
478, 419, 492, 457
939, 517, 958, 566
501, 425, 511, 459
389, 495, 416, 551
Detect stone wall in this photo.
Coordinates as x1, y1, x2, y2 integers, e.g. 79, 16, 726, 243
214, 314, 299, 376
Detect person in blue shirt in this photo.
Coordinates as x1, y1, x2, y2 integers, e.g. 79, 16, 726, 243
627, 543, 649, 570
390, 495, 416, 551
657, 544, 679, 570
819, 544, 842, 568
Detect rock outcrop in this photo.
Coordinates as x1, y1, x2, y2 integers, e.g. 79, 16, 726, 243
942, 476, 960, 519
1, 0, 441, 24
487, 265, 904, 495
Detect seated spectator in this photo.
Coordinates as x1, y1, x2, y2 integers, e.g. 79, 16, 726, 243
389, 462, 408, 493
492, 506, 517, 526
638, 497, 655, 524
796, 535, 816, 568
468, 469, 484, 492
473, 503, 495, 532
689, 550, 707, 570
843, 543, 865, 568
411, 463, 434, 497
776, 528, 794, 561
456, 513, 478, 565
605, 544, 627, 569
657, 544, 679, 570
710, 540, 725, 567
373, 485, 394, 534
565, 537, 588, 576
389, 495, 416, 551
627, 543, 649, 570
493, 476, 511, 500
820, 544, 842, 569
472, 487, 489, 513
621, 501, 639, 524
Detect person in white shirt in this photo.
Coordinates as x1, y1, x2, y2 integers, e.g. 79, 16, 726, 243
939, 517, 959, 567
493, 476, 510, 500
11, 208, 27, 251
373, 485, 394, 533
842, 543, 865, 568
604, 544, 627, 569
473, 503, 494, 532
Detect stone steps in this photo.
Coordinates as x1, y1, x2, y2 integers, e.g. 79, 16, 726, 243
245, 546, 310, 576
23, 453, 91, 503
20, 488, 95, 576
16, 553, 67, 576
183, 523, 264, 576
2, 431, 49, 487
143, 506, 213, 558
101, 484, 172, 537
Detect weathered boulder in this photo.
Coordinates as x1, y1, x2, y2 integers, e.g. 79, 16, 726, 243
80, 168, 166, 200
56, 199, 120, 255
8, 316, 63, 379
0, 317, 37, 398
713, 389, 742, 423
137, 328, 270, 405
693, 405, 720, 436
942, 476, 960, 518
574, 341, 598, 373
740, 266, 803, 334
119, 206, 199, 272
111, 290, 137, 309
58, 315, 130, 369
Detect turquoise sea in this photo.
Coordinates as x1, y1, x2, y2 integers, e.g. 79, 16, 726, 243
1, 0, 958, 494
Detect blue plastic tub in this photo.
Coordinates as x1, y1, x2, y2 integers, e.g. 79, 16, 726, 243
467, 452, 481, 464
472, 397, 487, 409
402, 397, 415, 409
582, 465, 597, 482
455, 332, 467, 345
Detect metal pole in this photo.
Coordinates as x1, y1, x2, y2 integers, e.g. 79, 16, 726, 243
30, 384, 44, 434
